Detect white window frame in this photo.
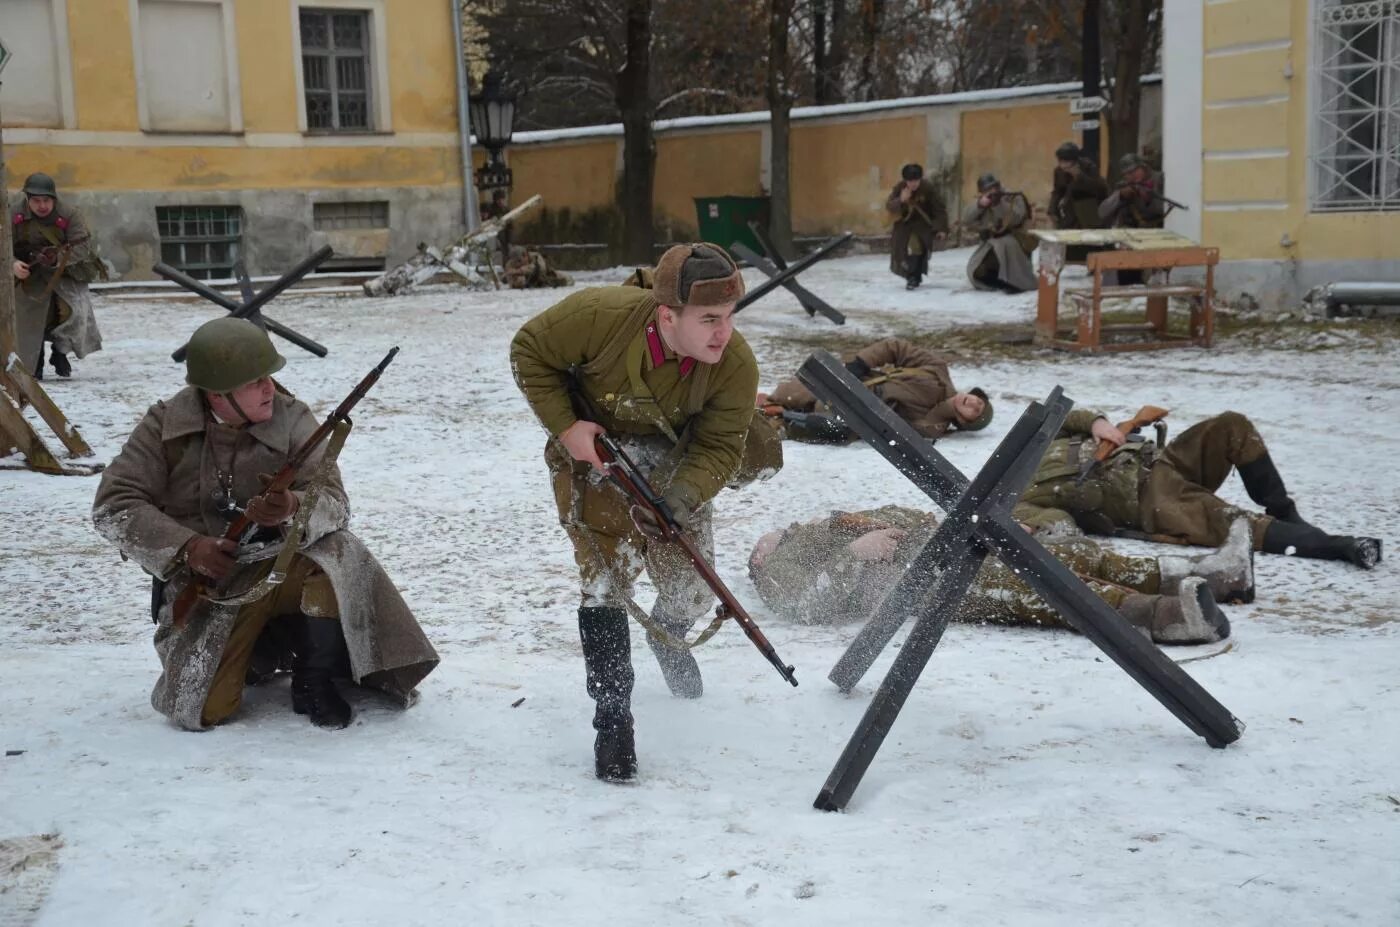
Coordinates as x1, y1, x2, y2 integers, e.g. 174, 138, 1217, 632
128, 0, 244, 134
1309, 0, 1400, 211
290, 0, 392, 134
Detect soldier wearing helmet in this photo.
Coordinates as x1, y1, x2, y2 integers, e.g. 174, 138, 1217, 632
1048, 141, 1109, 230
9, 172, 105, 378
92, 317, 439, 733
962, 173, 1038, 293
1099, 152, 1168, 229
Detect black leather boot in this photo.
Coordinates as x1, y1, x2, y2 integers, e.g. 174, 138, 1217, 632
579, 606, 636, 781
292, 616, 353, 729
1262, 520, 1382, 570
50, 348, 72, 378
1238, 455, 1305, 524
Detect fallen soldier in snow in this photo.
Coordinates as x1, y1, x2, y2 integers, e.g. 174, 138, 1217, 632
748, 506, 1252, 644
92, 318, 438, 732
1014, 408, 1382, 569
759, 337, 992, 443
503, 245, 572, 289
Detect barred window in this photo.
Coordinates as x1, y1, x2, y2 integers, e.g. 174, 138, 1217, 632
313, 200, 389, 230
156, 206, 243, 280
300, 8, 371, 132
1311, 0, 1400, 211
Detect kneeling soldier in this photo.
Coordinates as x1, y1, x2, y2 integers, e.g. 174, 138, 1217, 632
511, 243, 762, 782
92, 318, 439, 731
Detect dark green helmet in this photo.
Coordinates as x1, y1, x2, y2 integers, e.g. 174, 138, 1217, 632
1118, 152, 1148, 177
22, 173, 58, 198
184, 317, 286, 392
959, 387, 994, 432
977, 173, 1001, 192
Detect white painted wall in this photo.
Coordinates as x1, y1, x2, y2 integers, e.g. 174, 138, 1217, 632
1164, 0, 1204, 241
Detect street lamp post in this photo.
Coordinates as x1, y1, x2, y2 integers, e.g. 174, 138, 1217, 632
469, 71, 518, 225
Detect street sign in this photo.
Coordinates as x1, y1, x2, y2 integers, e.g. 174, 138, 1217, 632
1070, 95, 1107, 115
1071, 118, 1101, 131
0, 36, 11, 78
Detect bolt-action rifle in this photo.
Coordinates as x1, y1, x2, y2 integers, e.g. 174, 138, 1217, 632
170, 347, 400, 628
1076, 404, 1170, 485
594, 433, 799, 687
1116, 181, 1190, 213
759, 402, 852, 443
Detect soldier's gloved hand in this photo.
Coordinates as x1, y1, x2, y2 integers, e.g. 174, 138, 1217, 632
246, 473, 299, 527
844, 357, 872, 380
185, 537, 238, 580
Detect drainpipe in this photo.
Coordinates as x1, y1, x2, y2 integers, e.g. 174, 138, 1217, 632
451, 0, 479, 233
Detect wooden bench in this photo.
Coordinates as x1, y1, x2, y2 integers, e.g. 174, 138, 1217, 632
1045, 245, 1219, 353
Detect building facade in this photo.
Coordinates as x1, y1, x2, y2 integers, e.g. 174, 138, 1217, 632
2, 0, 471, 278
1165, 0, 1400, 308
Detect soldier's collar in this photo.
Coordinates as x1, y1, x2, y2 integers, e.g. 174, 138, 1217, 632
642, 321, 696, 378
159, 385, 292, 452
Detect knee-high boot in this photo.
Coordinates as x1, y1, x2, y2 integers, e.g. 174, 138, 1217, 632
1237, 454, 1305, 524
1262, 520, 1382, 570
292, 616, 352, 729
579, 606, 636, 781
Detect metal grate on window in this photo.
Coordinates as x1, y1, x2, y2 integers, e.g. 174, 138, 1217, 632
313, 201, 389, 230
156, 206, 243, 280
300, 8, 372, 132
1312, 0, 1400, 211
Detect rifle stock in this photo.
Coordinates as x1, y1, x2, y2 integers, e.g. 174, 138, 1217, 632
170, 347, 399, 628
1076, 405, 1169, 485
594, 434, 799, 687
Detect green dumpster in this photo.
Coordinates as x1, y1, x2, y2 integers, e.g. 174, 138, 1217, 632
694, 196, 771, 257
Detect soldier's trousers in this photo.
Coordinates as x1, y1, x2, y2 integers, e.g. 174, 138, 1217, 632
963, 537, 1161, 630
200, 555, 340, 726
547, 438, 715, 632
1141, 411, 1271, 549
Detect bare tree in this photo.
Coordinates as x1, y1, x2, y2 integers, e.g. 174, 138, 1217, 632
617, 0, 656, 263
1104, 0, 1163, 172
767, 0, 798, 257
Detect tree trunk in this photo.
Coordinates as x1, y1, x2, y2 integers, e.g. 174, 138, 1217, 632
616, 0, 656, 265
856, 0, 884, 101
813, 0, 831, 105
825, 0, 849, 103
1106, 0, 1156, 177
767, 0, 796, 259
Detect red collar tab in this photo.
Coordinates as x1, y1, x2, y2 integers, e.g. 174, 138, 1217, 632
12, 213, 23, 226
55, 216, 68, 230
645, 323, 696, 378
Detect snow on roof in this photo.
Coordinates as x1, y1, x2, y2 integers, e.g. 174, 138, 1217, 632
497, 75, 1162, 146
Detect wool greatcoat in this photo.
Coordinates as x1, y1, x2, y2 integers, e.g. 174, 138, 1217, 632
92, 385, 438, 730
10, 194, 104, 373
963, 194, 1039, 293
767, 338, 964, 440
885, 179, 949, 278
748, 506, 1164, 630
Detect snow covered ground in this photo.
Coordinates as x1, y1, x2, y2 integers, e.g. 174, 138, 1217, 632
2, 249, 1397, 925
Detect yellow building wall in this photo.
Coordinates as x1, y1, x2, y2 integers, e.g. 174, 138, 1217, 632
790, 115, 925, 234
655, 130, 763, 236
960, 101, 1106, 217
1201, 0, 1400, 263
10, 0, 461, 195
510, 140, 619, 214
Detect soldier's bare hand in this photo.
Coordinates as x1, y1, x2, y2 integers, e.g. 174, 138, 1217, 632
12, 261, 30, 280
849, 528, 906, 561
978, 195, 993, 208
1091, 417, 1127, 447
899, 187, 913, 203
560, 420, 607, 470
186, 537, 238, 580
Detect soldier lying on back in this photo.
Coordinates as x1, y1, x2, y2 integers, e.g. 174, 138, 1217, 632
749, 506, 1256, 644
92, 318, 439, 731
511, 243, 772, 782
1014, 408, 1382, 569
760, 337, 992, 443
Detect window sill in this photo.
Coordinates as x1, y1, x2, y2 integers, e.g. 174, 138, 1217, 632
302, 130, 394, 137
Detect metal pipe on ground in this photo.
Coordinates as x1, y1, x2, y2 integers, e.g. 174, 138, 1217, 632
1324, 282, 1400, 318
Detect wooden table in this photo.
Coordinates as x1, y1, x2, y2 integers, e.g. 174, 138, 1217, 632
1032, 229, 1219, 353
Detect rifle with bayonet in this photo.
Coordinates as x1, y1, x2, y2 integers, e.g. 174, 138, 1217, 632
1076, 405, 1169, 485
170, 347, 400, 628
593, 433, 799, 688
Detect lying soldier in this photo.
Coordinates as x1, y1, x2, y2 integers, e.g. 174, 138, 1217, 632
92, 318, 439, 731
1014, 407, 1382, 569
750, 506, 1254, 644
760, 337, 992, 442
